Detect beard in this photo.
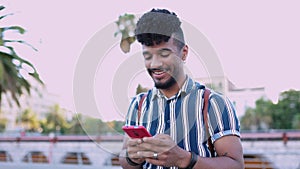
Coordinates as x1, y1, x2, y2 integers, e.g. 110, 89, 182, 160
154, 76, 177, 89
147, 68, 178, 89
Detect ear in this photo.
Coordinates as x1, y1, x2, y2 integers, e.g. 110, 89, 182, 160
181, 45, 188, 61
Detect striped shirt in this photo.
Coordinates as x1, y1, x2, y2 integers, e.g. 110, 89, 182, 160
125, 76, 240, 169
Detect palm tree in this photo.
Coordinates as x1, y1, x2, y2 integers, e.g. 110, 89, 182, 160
0, 5, 43, 109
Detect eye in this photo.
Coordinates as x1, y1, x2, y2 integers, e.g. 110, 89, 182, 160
159, 50, 172, 57
143, 53, 152, 60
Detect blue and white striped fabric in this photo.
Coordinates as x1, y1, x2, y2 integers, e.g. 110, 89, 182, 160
125, 76, 240, 169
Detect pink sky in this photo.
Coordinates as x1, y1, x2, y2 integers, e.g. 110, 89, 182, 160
2, 0, 300, 121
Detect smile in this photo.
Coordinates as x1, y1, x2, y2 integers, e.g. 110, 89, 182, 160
149, 69, 170, 80
153, 70, 164, 75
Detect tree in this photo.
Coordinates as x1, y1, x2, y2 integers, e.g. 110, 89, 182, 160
40, 104, 69, 134
136, 84, 148, 95
81, 116, 107, 135
0, 5, 43, 109
240, 89, 300, 130
272, 89, 300, 129
67, 113, 86, 135
0, 111, 7, 132
240, 108, 257, 131
108, 120, 125, 134
75, 115, 125, 135
16, 108, 40, 132
241, 97, 274, 131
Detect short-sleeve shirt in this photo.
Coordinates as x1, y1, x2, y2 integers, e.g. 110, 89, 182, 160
125, 76, 240, 169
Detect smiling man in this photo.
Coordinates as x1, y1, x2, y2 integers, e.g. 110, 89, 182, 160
143, 38, 187, 97
119, 8, 244, 169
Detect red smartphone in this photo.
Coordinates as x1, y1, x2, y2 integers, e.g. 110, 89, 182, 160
122, 125, 152, 138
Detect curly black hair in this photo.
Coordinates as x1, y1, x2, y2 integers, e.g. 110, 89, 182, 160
135, 8, 185, 49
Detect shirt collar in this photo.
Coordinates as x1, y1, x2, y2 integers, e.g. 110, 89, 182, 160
150, 76, 195, 101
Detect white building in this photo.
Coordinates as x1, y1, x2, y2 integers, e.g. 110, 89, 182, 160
196, 76, 266, 117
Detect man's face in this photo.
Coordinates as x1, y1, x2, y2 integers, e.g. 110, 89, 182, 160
142, 38, 186, 89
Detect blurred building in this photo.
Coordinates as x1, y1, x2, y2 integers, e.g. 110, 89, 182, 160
1, 84, 59, 131
196, 76, 266, 117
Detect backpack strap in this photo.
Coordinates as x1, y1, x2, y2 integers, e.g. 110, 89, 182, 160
203, 88, 216, 157
137, 94, 147, 126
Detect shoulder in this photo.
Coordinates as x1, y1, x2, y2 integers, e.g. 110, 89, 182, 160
131, 89, 153, 103
199, 86, 228, 102
199, 87, 235, 111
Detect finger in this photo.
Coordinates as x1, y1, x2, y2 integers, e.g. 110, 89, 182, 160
137, 143, 161, 154
137, 151, 158, 159
141, 137, 162, 148
141, 136, 155, 142
127, 138, 140, 147
145, 158, 165, 166
142, 135, 169, 144
139, 139, 168, 152
148, 134, 169, 140
136, 138, 144, 144
129, 151, 141, 159
127, 151, 146, 162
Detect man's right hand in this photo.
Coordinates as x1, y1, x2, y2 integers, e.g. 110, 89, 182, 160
126, 137, 147, 164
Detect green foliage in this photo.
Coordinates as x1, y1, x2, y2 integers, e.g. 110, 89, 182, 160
240, 99, 273, 131
39, 110, 126, 135
78, 116, 125, 135
272, 89, 300, 129
17, 109, 40, 132
115, 13, 136, 53
16, 108, 40, 132
83, 117, 108, 135
0, 5, 43, 108
240, 89, 300, 130
106, 120, 125, 134
0, 111, 7, 132
67, 114, 86, 135
136, 84, 148, 95
40, 104, 69, 134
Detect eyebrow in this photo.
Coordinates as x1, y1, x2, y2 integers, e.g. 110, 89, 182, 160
142, 51, 151, 56
158, 48, 173, 52
142, 48, 173, 56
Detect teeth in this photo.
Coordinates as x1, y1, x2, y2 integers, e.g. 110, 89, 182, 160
153, 71, 164, 75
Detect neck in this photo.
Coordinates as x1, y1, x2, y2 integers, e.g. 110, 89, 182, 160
159, 75, 186, 98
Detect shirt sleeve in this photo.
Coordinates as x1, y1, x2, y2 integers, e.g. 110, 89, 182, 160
207, 92, 241, 143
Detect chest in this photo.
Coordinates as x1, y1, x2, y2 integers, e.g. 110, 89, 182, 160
140, 93, 207, 144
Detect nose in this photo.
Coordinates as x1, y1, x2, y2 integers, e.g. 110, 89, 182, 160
150, 55, 163, 68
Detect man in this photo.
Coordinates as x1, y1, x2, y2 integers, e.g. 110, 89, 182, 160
119, 8, 244, 169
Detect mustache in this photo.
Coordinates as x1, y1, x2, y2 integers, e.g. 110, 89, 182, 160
147, 68, 168, 72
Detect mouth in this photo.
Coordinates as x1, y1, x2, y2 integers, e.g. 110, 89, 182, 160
149, 68, 169, 80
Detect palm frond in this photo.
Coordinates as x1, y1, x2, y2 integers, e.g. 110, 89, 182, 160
1, 26, 26, 34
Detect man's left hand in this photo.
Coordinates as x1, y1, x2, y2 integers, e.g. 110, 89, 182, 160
136, 134, 191, 168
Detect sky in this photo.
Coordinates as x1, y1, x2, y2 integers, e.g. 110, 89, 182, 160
2, 0, 300, 121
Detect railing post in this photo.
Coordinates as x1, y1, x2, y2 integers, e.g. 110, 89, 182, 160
282, 132, 288, 146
